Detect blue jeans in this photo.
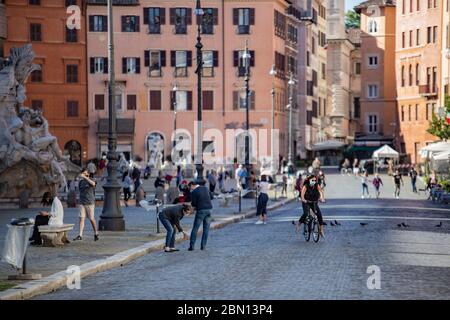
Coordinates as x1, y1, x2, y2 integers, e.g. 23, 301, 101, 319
159, 213, 176, 248
411, 179, 417, 193
190, 209, 212, 249
362, 183, 369, 196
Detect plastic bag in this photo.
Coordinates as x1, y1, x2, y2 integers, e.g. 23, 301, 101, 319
48, 196, 64, 226
1, 224, 33, 269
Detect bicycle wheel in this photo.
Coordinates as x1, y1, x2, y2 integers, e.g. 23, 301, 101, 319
312, 220, 320, 243
303, 221, 311, 242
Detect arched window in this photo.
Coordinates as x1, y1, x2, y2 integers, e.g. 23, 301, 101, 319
368, 20, 378, 33
416, 63, 420, 85
401, 66, 405, 87
409, 64, 413, 86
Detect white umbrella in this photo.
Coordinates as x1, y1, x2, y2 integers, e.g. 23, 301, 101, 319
372, 145, 399, 159
433, 150, 450, 161
420, 141, 450, 158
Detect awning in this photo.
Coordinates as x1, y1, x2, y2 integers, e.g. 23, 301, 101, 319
419, 141, 450, 158
98, 119, 135, 135
433, 150, 450, 161
311, 140, 346, 151
373, 144, 399, 159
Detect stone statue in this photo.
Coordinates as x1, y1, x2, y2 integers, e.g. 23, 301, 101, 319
0, 45, 74, 207
147, 133, 164, 170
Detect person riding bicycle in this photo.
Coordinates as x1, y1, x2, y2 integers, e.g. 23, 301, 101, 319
298, 175, 326, 236
318, 170, 326, 189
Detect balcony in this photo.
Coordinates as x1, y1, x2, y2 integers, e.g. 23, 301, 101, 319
419, 85, 438, 98
148, 24, 160, 34
86, 0, 139, 5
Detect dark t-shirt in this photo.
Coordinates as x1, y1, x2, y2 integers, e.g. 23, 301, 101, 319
161, 205, 185, 232
304, 184, 320, 201
190, 186, 213, 211
394, 174, 402, 185
79, 178, 96, 205
409, 170, 417, 180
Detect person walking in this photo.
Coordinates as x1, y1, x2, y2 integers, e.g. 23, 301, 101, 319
372, 173, 383, 199
131, 165, 141, 198
393, 169, 404, 199
98, 155, 107, 180
207, 170, 217, 194
176, 165, 183, 187
281, 174, 288, 197
361, 171, 370, 199
312, 157, 321, 175
74, 168, 99, 241
353, 158, 359, 176
122, 171, 132, 207
188, 181, 213, 251
159, 204, 192, 252
218, 166, 225, 192
154, 171, 165, 204
255, 175, 270, 225
409, 167, 418, 193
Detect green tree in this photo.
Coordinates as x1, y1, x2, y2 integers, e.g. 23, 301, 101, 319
345, 10, 360, 29
427, 95, 450, 140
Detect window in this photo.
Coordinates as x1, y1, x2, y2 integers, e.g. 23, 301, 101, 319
401, 105, 405, 121
29, 0, 40, 5
94, 94, 104, 110
233, 90, 255, 109
433, 26, 438, 43
416, 29, 420, 45
307, 51, 310, 67
312, 70, 318, 87
367, 84, 378, 98
409, 30, 413, 47
199, 8, 217, 34
114, 94, 123, 112
172, 50, 191, 77
306, 111, 313, 125
355, 62, 361, 75
65, 0, 77, 6
173, 91, 192, 110
432, 66, 437, 92
89, 15, 107, 32
202, 51, 218, 77
202, 91, 214, 110
274, 10, 286, 39
312, 100, 318, 117
368, 55, 378, 68
288, 56, 298, 76
144, 8, 165, 34
402, 0, 406, 14
426, 103, 431, 120
127, 94, 137, 110
415, 104, 419, 120
401, 66, 405, 86
233, 8, 255, 34
427, 26, 432, 43
428, 0, 432, 8
409, 64, 413, 86
122, 57, 140, 74
354, 97, 360, 118
31, 100, 43, 111
274, 51, 285, 76
287, 24, 298, 44
149, 90, 162, 110
31, 66, 42, 82
408, 105, 412, 121
146, 50, 165, 77
416, 63, 420, 85
402, 32, 406, 48
171, 8, 191, 34
67, 101, 79, 117
417, 0, 421, 10
368, 20, 378, 33
312, 37, 316, 54
121, 16, 139, 32
66, 27, 77, 42
90, 57, 108, 74
66, 64, 78, 83
235, 50, 255, 77
367, 114, 378, 133
30, 23, 41, 41
410, 0, 413, 12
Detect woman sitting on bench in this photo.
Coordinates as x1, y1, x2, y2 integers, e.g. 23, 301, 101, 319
29, 192, 53, 245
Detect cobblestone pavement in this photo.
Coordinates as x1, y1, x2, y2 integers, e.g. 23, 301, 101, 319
36, 173, 450, 299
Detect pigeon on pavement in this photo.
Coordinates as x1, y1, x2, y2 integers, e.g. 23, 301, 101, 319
335, 220, 341, 226
401, 222, 410, 227
330, 222, 335, 226
397, 224, 402, 227
435, 221, 443, 228
360, 222, 368, 226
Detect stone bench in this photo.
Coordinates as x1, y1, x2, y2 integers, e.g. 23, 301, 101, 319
38, 224, 74, 247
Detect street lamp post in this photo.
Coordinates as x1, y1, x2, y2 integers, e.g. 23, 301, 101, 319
287, 73, 295, 169
99, 0, 125, 231
269, 64, 277, 175
242, 41, 251, 183
172, 84, 178, 149
194, 0, 205, 184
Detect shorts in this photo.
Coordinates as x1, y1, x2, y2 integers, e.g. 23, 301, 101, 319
79, 204, 95, 219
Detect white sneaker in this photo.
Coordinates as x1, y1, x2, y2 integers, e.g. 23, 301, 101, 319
263, 221, 267, 225
361, 195, 365, 199
255, 220, 264, 225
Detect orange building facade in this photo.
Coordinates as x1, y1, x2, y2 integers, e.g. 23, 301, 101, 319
395, 0, 441, 164
4, 0, 88, 166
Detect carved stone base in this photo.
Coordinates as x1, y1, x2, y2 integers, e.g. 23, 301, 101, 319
38, 224, 74, 247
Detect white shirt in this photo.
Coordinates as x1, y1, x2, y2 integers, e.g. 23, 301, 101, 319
258, 181, 269, 194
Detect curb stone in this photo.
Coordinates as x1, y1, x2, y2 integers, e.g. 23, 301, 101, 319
0, 197, 294, 300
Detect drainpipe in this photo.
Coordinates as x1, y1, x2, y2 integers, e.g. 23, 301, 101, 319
221, 0, 225, 117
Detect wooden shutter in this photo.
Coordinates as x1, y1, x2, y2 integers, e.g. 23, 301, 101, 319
121, 16, 126, 32
122, 58, 127, 73
250, 91, 255, 110
213, 8, 218, 25
150, 91, 162, 110
233, 51, 239, 67
89, 16, 94, 31
170, 8, 176, 25
144, 50, 150, 67
249, 8, 255, 25
187, 91, 193, 110
127, 94, 137, 110
95, 94, 104, 110
213, 51, 219, 67
160, 8, 166, 24
233, 91, 238, 110
250, 50, 255, 67
233, 8, 238, 25
143, 8, 149, 24
170, 51, 176, 67
187, 51, 192, 67
136, 58, 140, 74
186, 8, 192, 25
103, 16, 108, 31
160, 51, 166, 67
203, 91, 213, 110
135, 16, 140, 32
103, 57, 108, 73
90, 57, 95, 73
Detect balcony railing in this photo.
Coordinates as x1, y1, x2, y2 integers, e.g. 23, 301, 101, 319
419, 85, 438, 97
86, 0, 139, 5
148, 24, 161, 34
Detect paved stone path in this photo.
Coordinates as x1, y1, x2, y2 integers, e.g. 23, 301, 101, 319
35, 172, 450, 300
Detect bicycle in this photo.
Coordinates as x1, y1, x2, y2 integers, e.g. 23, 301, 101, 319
302, 200, 321, 243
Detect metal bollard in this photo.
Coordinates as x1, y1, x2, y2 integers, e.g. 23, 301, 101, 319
238, 189, 241, 213
156, 203, 161, 234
